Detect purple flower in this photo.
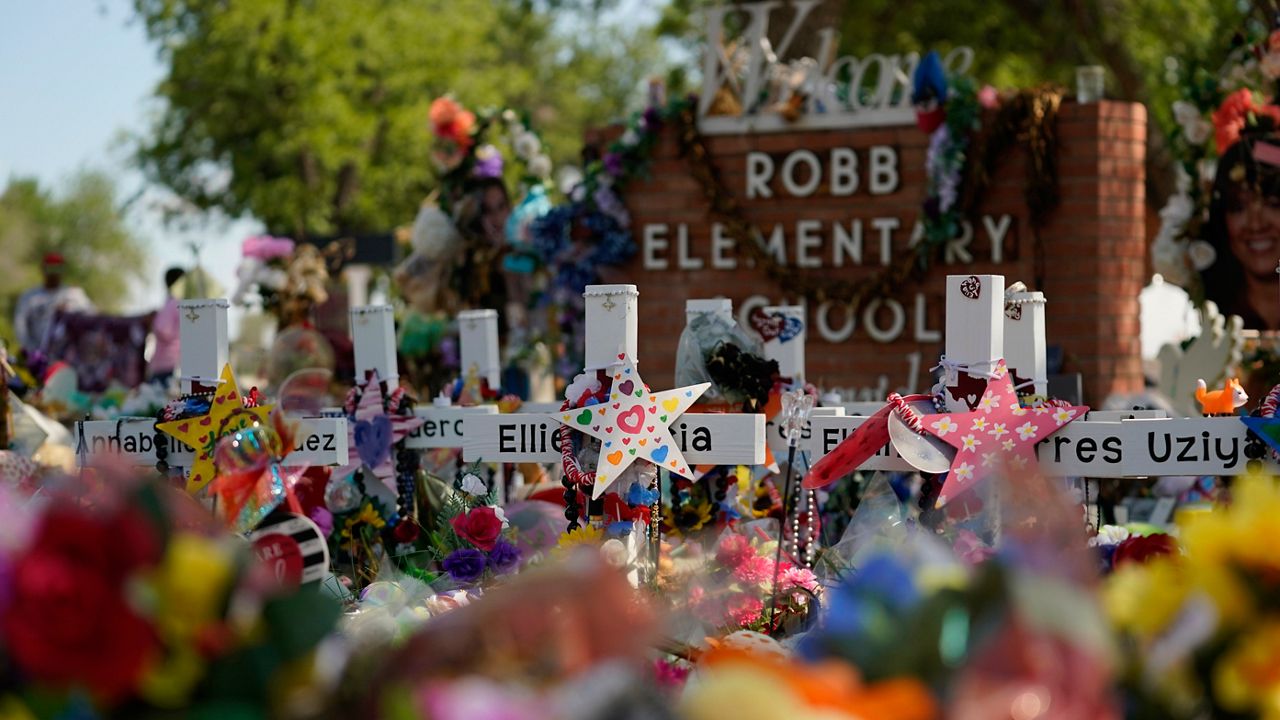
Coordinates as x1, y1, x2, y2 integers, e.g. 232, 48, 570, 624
603, 152, 624, 178
487, 540, 522, 573
443, 548, 487, 583
309, 506, 334, 537
472, 144, 504, 179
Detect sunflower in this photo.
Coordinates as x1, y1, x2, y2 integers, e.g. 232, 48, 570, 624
556, 524, 604, 550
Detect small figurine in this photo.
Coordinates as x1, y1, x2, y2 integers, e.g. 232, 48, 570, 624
1195, 377, 1248, 416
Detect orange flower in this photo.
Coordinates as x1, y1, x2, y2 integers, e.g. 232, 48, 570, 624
1213, 88, 1280, 152
429, 96, 475, 148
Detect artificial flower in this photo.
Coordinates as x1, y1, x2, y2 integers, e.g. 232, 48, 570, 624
2, 505, 161, 701
733, 554, 775, 585
488, 540, 522, 573
1212, 88, 1280, 152
1212, 620, 1280, 715
442, 548, 487, 584
977, 84, 1000, 109
241, 234, 295, 261
1113, 532, 1178, 568
1172, 100, 1212, 146
556, 524, 604, 549
511, 130, 541, 160
473, 144, 504, 179
460, 473, 487, 497
716, 533, 754, 567
727, 594, 765, 627
451, 506, 504, 551
1089, 525, 1131, 547
150, 534, 235, 641
429, 96, 476, 145
527, 154, 552, 179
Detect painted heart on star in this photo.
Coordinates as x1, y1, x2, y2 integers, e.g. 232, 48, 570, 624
651, 445, 670, 463
575, 409, 593, 425
606, 451, 623, 465
661, 398, 679, 412
354, 415, 392, 468
618, 379, 635, 396
616, 406, 645, 434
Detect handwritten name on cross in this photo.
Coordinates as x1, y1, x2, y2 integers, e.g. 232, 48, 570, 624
462, 285, 767, 466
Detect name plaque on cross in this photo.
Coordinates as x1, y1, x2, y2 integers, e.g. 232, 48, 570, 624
77, 417, 349, 468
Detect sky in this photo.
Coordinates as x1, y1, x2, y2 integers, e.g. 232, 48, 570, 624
0, 1, 1195, 361
0, 0, 257, 316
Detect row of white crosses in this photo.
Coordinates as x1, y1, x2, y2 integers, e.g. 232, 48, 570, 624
461, 284, 768, 488
805, 274, 1276, 478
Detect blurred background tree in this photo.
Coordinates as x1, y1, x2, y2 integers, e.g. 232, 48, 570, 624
131, 0, 664, 238
0, 171, 149, 347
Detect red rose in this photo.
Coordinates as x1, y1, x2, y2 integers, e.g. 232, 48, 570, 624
1213, 88, 1280, 152
2, 505, 161, 702
1113, 533, 1178, 568
449, 506, 503, 551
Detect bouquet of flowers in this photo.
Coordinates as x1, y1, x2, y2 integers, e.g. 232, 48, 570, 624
423, 472, 522, 587
0, 475, 340, 718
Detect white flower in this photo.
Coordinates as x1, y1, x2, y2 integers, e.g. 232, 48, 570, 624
1089, 525, 1131, 547
1002, 439, 1015, 451
931, 416, 957, 437
494, 505, 510, 529
1172, 100, 1212, 145
979, 392, 1001, 413
1008, 454, 1029, 470
981, 452, 999, 468
1159, 192, 1194, 229
501, 109, 518, 123
1052, 407, 1078, 426
960, 433, 978, 452
527, 153, 552, 179
512, 131, 541, 160
954, 462, 975, 480
971, 417, 988, 431
461, 473, 487, 497
988, 422, 1009, 440
1016, 421, 1039, 441
620, 129, 640, 147
1187, 240, 1217, 271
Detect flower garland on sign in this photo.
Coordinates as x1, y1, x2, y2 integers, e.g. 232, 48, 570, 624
1152, 20, 1280, 302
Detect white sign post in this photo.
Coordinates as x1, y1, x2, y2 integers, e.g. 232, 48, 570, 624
1004, 289, 1047, 397
458, 309, 501, 388
179, 299, 229, 393
762, 304, 805, 383
943, 274, 1005, 412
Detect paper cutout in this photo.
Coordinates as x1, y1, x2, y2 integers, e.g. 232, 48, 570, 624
157, 364, 273, 493
556, 359, 709, 499
917, 360, 1088, 507
331, 370, 425, 493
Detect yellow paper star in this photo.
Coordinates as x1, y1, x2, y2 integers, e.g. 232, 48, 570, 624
157, 364, 273, 493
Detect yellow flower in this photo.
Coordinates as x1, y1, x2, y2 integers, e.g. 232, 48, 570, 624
138, 644, 205, 708
1104, 558, 1190, 638
344, 503, 386, 535
151, 534, 236, 641
1214, 621, 1280, 714
557, 524, 604, 549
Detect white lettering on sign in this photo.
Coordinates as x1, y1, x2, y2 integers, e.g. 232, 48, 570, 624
640, 215, 1011, 274
698, 1, 974, 134
743, 147, 900, 200
802, 415, 1279, 478
76, 417, 349, 468
463, 413, 766, 465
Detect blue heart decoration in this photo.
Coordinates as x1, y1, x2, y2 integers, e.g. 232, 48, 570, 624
651, 445, 670, 463
354, 415, 392, 469
778, 315, 803, 343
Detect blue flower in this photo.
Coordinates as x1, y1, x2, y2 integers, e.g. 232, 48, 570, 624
442, 548, 487, 583
487, 540, 522, 574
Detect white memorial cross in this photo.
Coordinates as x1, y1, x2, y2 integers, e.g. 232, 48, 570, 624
341, 305, 497, 450
461, 285, 767, 470
803, 275, 1274, 478
76, 299, 348, 469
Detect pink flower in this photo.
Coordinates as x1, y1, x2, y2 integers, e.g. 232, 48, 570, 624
653, 659, 691, 689
242, 235, 295, 261
978, 85, 1000, 109
779, 566, 818, 593
727, 594, 764, 627
732, 554, 775, 585
715, 533, 753, 566
954, 529, 995, 566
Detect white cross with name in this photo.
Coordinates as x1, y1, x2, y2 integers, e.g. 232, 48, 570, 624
461, 284, 768, 472
806, 274, 1279, 479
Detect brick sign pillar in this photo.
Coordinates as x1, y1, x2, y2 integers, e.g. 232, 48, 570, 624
613, 100, 1146, 407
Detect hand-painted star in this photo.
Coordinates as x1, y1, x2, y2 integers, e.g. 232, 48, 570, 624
157, 364, 273, 493
556, 359, 709, 499
917, 360, 1088, 507
331, 370, 424, 493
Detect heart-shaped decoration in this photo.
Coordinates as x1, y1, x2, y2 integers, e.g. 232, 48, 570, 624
661, 398, 679, 412
623, 438, 631, 445
639, 439, 647, 446
612, 403, 621, 409
651, 445, 670, 463
606, 451, 623, 465
200, 416, 213, 426
597, 408, 606, 415
616, 406, 645, 434
629, 448, 637, 455
669, 460, 678, 468
648, 406, 656, 414
604, 441, 612, 447
354, 415, 393, 468
617, 353, 625, 359
660, 414, 668, 422
634, 389, 643, 398
606, 427, 613, 433
592, 425, 600, 431
777, 315, 803, 343
646, 425, 655, 432
576, 409, 593, 425
749, 307, 784, 341
177, 423, 190, 434
618, 379, 635, 396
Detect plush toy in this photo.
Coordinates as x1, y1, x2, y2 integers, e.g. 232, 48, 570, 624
1195, 377, 1248, 415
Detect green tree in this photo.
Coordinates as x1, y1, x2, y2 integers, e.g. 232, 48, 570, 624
0, 172, 149, 346
132, 0, 664, 238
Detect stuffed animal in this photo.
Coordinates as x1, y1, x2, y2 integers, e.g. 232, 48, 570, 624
1195, 377, 1248, 415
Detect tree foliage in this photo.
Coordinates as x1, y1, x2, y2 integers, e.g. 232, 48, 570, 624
132, 0, 664, 237
0, 172, 149, 346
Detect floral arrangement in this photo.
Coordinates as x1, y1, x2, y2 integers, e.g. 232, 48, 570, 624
670, 530, 819, 636
1152, 22, 1280, 294
231, 234, 332, 327
424, 472, 522, 586
0, 478, 339, 717
1105, 473, 1280, 718
912, 51, 985, 251
1090, 524, 1179, 574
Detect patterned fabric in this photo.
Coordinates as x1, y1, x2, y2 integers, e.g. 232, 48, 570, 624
43, 311, 154, 393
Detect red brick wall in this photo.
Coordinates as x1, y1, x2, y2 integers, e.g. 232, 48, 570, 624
606, 100, 1146, 406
